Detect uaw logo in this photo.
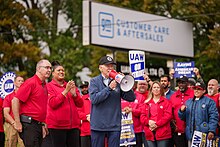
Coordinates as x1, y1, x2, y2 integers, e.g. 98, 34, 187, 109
0, 72, 16, 99
99, 12, 114, 38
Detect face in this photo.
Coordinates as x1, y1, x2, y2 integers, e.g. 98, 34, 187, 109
37, 60, 52, 80
137, 81, 148, 93
14, 76, 24, 89
160, 77, 169, 89
194, 88, 206, 98
52, 66, 65, 81
178, 81, 188, 93
81, 86, 89, 95
207, 79, 219, 96
152, 83, 161, 96
99, 64, 114, 78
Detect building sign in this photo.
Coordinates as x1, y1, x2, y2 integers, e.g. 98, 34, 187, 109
83, 1, 194, 57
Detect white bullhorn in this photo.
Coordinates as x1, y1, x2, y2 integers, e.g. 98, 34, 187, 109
109, 70, 135, 92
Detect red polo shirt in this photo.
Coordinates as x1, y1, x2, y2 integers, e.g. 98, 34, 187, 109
15, 75, 48, 122
170, 88, 194, 133
3, 91, 16, 120
0, 98, 4, 132
205, 93, 220, 116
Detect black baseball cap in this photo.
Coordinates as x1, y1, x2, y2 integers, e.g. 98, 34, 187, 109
79, 81, 89, 88
99, 56, 116, 65
177, 76, 188, 83
193, 81, 206, 90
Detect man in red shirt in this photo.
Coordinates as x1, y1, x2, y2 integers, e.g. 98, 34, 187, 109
3, 76, 24, 147
205, 79, 219, 108
78, 81, 91, 147
12, 59, 52, 147
170, 76, 194, 147
205, 79, 220, 134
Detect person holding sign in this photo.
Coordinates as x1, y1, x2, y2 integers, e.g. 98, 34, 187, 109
3, 76, 25, 147
178, 81, 218, 146
140, 81, 172, 147
89, 56, 135, 147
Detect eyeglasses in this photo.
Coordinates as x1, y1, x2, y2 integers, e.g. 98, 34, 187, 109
40, 66, 52, 70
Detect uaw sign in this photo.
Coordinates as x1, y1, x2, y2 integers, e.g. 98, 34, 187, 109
129, 51, 145, 81
174, 61, 195, 78
0, 72, 16, 99
191, 131, 220, 147
120, 112, 136, 146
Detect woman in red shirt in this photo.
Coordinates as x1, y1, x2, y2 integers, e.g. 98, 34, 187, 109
140, 81, 172, 147
46, 61, 83, 147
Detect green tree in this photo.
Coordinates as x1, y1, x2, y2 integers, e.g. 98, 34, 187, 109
0, 0, 49, 77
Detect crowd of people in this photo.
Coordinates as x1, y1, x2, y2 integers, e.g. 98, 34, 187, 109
0, 56, 219, 147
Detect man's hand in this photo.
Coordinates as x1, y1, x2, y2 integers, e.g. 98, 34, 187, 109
207, 132, 214, 140
42, 124, 49, 138
180, 105, 186, 112
123, 107, 132, 114
109, 80, 117, 90
14, 121, 22, 132
86, 114, 90, 122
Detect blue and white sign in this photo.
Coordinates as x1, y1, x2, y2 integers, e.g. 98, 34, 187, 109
99, 12, 114, 38
191, 131, 220, 147
129, 50, 145, 81
120, 112, 136, 146
174, 61, 195, 78
0, 72, 16, 99
83, 1, 194, 57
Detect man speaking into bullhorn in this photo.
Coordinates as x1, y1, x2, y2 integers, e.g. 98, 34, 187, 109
89, 55, 136, 147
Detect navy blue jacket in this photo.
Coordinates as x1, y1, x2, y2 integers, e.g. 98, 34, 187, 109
178, 96, 218, 140
165, 89, 174, 100
89, 74, 136, 131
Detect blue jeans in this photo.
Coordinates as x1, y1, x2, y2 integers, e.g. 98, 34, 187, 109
91, 130, 120, 147
147, 139, 170, 147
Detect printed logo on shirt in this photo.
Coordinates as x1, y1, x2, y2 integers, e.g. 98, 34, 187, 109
202, 104, 206, 109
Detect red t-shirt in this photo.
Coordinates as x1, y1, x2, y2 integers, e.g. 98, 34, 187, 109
15, 75, 48, 122
205, 93, 220, 115
3, 91, 16, 120
0, 98, 4, 132
149, 99, 158, 122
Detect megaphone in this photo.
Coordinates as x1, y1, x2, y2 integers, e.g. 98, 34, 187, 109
109, 70, 135, 92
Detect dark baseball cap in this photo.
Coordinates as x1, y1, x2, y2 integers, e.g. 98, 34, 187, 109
99, 56, 116, 65
177, 76, 188, 83
193, 81, 206, 90
188, 78, 196, 86
79, 81, 89, 88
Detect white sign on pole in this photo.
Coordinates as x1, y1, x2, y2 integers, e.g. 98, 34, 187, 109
129, 50, 145, 81
83, 1, 194, 57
